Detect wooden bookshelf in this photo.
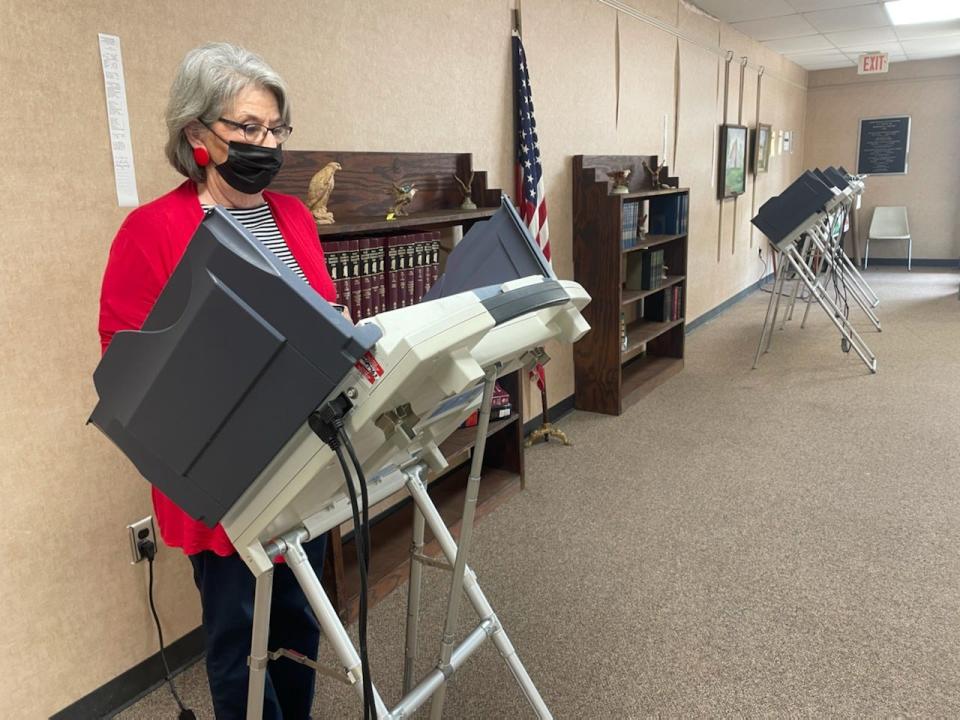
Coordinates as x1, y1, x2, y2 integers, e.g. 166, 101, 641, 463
621, 276, 685, 306
572, 154, 689, 415
272, 150, 524, 620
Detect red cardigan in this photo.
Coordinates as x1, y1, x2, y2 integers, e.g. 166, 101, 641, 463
99, 180, 336, 556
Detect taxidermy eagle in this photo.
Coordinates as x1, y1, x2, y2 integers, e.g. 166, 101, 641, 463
306, 161, 342, 225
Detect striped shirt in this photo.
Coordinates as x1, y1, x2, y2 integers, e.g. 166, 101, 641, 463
203, 203, 307, 282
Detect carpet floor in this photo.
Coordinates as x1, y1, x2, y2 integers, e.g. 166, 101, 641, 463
117, 268, 960, 719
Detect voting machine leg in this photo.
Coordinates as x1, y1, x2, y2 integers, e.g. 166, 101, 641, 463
783, 235, 813, 325
783, 245, 877, 373
282, 535, 392, 717
400, 369, 552, 719
246, 568, 274, 720
753, 253, 789, 369
403, 502, 427, 696
429, 369, 496, 720
806, 225, 882, 332
405, 466, 553, 719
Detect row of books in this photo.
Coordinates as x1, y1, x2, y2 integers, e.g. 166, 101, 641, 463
461, 382, 513, 428
323, 232, 441, 320
648, 193, 689, 235
645, 285, 683, 323
621, 200, 650, 250
625, 248, 666, 291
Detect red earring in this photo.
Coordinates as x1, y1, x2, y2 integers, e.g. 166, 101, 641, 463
193, 146, 210, 167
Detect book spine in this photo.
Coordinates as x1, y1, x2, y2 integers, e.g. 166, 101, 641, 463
375, 239, 385, 315
413, 233, 425, 303
431, 231, 440, 287
332, 241, 349, 312
348, 239, 362, 320
323, 241, 340, 303
404, 235, 415, 306
641, 251, 653, 290
360, 237, 372, 319
387, 236, 400, 310
397, 234, 408, 307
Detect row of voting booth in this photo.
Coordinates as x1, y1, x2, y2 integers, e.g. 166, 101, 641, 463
90, 199, 590, 719
751, 166, 881, 374
87, 160, 882, 718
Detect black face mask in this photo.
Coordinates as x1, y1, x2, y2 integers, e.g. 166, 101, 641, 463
215, 140, 283, 195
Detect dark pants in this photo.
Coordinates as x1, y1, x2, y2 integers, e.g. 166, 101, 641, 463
189, 535, 328, 720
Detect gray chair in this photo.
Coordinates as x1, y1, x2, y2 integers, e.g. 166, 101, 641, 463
865, 206, 911, 270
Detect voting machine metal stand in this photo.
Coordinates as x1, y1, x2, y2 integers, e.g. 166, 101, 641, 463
752, 167, 879, 373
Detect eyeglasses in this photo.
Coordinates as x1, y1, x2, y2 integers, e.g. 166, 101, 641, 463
217, 117, 293, 145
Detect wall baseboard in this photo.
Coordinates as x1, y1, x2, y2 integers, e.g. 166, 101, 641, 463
50, 626, 205, 720
55, 275, 777, 718
863, 258, 959, 268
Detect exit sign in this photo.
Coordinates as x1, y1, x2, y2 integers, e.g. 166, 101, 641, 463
858, 52, 889, 74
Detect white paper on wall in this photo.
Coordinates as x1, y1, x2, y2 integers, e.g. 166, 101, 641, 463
98, 33, 139, 207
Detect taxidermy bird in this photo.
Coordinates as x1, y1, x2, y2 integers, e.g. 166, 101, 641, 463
307, 161, 342, 225
389, 182, 417, 217
606, 168, 631, 194
641, 160, 665, 190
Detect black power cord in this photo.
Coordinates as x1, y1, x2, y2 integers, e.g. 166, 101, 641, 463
139, 540, 196, 720
309, 396, 376, 720
338, 428, 375, 717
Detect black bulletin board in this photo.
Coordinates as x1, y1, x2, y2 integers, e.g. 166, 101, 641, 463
857, 116, 910, 175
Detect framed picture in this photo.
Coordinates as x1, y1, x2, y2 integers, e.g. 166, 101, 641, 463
719, 124, 747, 199
857, 116, 910, 174
754, 123, 771, 174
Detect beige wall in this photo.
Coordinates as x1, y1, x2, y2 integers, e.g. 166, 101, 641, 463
805, 57, 960, 261
0, 1, 806, 715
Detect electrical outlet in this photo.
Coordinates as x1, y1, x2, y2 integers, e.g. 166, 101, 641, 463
127, 516, 156, 564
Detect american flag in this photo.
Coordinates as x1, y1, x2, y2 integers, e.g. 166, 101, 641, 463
513, 33, 550, 393
513, 34, 550, 262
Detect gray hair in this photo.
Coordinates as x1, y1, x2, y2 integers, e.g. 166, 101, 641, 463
164, 42, 291, 183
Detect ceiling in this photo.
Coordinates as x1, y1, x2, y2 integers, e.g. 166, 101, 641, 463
690, 0, 960, 70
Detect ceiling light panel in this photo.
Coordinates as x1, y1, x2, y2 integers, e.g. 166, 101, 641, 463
885, 1, 960, 25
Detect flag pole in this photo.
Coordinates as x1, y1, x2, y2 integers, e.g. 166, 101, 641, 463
512, 22, 573, 447
524, 364, 571, 448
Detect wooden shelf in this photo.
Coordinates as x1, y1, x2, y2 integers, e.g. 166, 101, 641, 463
619, 186, 689, 199
623, 234, 685, 253
621, 276, 686, 306
573, 155, 688, 415
621, 318, 684, 363
621, 355, 684, 402
316, 207, 499, 237
436, 413, 519, 472
338, 466, 522, 624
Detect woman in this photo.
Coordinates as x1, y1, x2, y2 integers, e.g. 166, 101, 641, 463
99, 43, 333, 720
